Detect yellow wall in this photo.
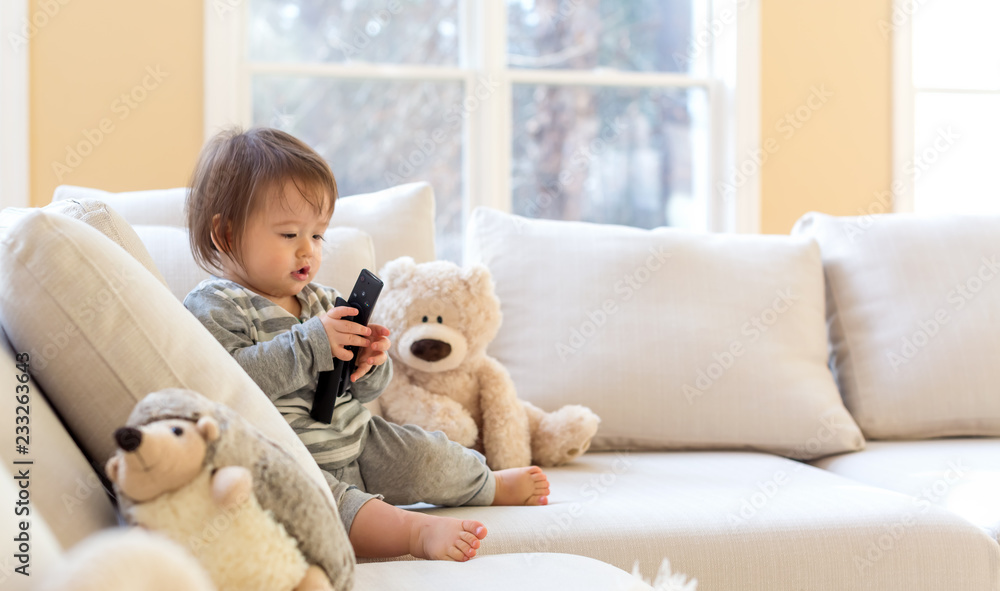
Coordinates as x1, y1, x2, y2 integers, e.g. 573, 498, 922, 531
29, 0, 203, 206
28, 1, 894, 231
760, 0, 893, 233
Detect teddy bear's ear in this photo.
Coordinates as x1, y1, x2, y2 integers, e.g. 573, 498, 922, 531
105, 455, 121, 484
379, 256, 418, 290
197, 416, 220, 443
462, 264, 496, 300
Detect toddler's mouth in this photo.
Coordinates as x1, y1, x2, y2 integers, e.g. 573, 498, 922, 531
292, 266, 310, 281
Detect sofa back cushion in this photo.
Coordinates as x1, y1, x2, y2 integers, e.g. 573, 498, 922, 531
54, 181, 436, 269
793, 212, 1000, 439
466, 208, 864, 460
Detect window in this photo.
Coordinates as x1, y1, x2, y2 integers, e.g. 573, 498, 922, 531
892, 0, 1000, 214
206, 0, 759, 260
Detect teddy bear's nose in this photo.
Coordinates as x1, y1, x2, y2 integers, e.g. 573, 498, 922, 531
411, 339, 452, 362
114, 427, 143, 452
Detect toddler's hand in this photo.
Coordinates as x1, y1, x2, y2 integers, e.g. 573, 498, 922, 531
351, 324, 391, 382
320, 306, 372, 362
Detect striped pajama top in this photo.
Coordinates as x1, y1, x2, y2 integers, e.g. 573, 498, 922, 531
183, 277, 393, 472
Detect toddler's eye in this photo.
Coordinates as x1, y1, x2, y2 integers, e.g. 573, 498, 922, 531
312, 234, 326, 241
171, 426, 184, 436
282, 233, 296, 239
437, 316, 443, 323
421, 316, 428, 323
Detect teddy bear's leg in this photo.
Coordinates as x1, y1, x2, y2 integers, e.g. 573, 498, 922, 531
294, 565, 334, 591
522, 401, 600, 467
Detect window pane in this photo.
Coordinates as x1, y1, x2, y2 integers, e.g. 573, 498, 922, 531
511, 85, 709, 229
252, 76, 465, 260
913, 92, 1000, 214
507, 0, 709, 74
912, 0, 1000, 90
248, 0, 460, 66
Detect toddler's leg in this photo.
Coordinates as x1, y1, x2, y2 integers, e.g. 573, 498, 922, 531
349, 498, 488, 562
358, 416, 550, 506
358, 416, 496, 506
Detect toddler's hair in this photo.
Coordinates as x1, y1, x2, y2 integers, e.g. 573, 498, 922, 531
186, 127, 338, 273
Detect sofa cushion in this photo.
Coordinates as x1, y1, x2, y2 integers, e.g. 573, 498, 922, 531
54, 181, 436, 269
812, 439, 1000, 542
133, 225, 375, 301
356, 554, 653, 591
419, 451, 1000, 591
1, 199, 166, 287
465, 208, 864, 460
793, 212, 1000, 439
0, 211, 336, 509
0, 327, 118, 551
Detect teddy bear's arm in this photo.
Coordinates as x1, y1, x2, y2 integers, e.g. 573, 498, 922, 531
379, 371, 480, 448
475, 357, 532, 470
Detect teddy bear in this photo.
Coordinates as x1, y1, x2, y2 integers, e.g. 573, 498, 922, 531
104, 388, 354, 591
373, 257, 600, 469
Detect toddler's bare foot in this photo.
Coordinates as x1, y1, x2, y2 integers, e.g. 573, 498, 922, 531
410, 515, 487, 562
493, 466, 550, 506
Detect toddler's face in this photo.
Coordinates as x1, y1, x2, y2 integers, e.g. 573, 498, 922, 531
226, 179, 332, 305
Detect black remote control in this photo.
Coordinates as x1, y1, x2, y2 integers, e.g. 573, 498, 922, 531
311, 269, 383, 424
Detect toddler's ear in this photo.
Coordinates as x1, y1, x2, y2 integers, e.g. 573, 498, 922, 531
210, 214, 233, 253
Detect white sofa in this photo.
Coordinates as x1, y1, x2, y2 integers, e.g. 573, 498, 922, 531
0, 183, 998, 591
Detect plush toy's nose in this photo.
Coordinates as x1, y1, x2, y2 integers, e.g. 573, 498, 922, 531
411, 339, 452, 362
114, 427, 143, 452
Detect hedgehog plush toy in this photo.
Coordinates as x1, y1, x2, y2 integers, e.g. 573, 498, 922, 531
105, 388, 353, 591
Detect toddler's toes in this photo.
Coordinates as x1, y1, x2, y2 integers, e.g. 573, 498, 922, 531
447, 545, 470, 562
463, 520, 488, 540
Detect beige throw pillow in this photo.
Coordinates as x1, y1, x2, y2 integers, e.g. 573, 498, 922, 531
0, 210, 334, 502
1, 199, 167, 286
466, 208, 865, 460
793, 212, 1000, 439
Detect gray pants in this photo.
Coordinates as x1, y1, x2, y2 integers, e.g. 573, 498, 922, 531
323, 416, 496, 533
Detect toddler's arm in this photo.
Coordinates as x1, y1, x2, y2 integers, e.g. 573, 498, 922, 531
184, 291, 335, 399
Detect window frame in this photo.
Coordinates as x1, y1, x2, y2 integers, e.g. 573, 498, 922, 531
204, 0, 760, 235
0, 0, 30, 209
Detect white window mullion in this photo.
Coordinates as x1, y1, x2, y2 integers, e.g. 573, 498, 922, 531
892, 0, 916, 213
0, 0, 29, 208
204, 0, 249, 138
465, 0, 510, 218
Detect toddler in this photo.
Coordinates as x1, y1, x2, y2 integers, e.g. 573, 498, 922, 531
183, 127, 549, 562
